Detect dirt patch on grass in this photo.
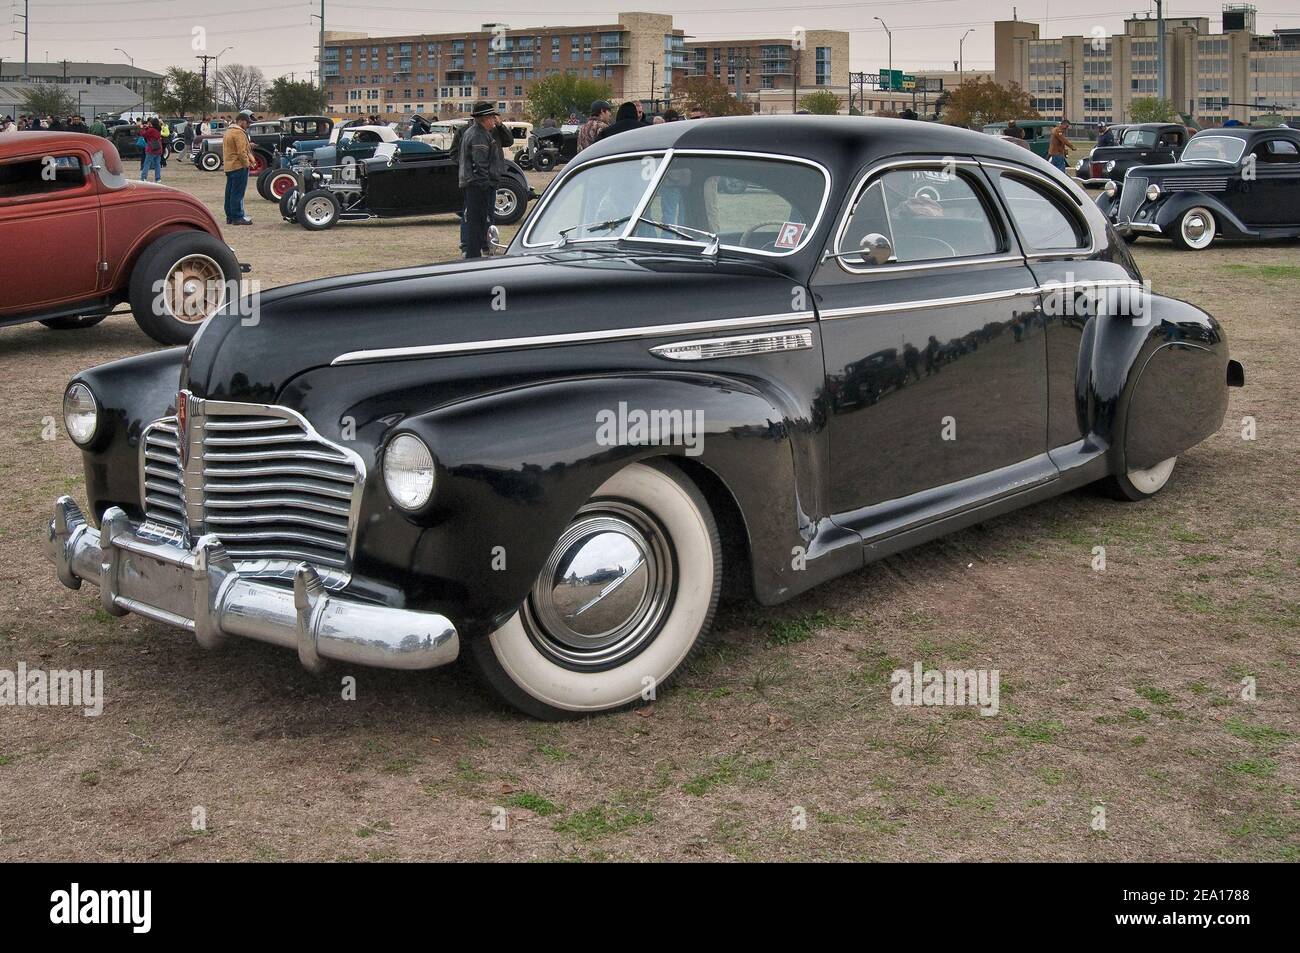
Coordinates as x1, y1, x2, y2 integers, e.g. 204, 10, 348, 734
0, 163, 1295, 861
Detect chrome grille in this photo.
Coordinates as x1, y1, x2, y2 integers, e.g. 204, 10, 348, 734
1117, 175, 1147, 223
139, 398, 364, 575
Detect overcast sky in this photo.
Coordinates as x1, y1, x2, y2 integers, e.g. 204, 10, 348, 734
3, 0, 1297, 80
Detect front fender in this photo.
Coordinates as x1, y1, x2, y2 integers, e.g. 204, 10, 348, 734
386, 373, 810, 633
71, 348, 186, 524
1153, 192, 1252, 238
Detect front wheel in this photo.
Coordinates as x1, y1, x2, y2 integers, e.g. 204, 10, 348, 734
127, 231, 240, 345
1170, 206, 1216, 251
266, 169, 297, 201
297, 188, 340, 230
279, 187, 301, 222
491, 180, 528, 225
199, 151, 222, 172
471, 461, 721, 719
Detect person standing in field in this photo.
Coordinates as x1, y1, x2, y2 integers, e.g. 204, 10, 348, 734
140, 118, 164, 182
1048, 119, 1071, 171
222, 109, 255, 226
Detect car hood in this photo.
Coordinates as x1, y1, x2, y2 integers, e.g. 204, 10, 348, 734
1126, 160, 1233, 180
181, 250, 803, 404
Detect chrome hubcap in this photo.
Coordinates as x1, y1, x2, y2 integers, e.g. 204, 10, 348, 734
1183, 209, 1213, 248
524, 503, 673, 668
495, 188, 517, 216
304, 196, 334, 225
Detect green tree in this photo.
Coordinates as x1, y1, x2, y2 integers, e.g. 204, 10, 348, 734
20, 84, 77, 118
1127, 97, 1177, 123
798, 90, 841, 115
525, 73, 615, 124
154, 67, 209, 116
671, 75, 752, 117
940, 76, 1038, 128
265, 77, 325, 116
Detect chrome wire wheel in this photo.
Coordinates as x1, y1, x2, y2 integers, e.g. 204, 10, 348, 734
522, 501, 674, 670
494, 186, 518, 219
1179, 207, 1216, 250
162, 253, 226, 324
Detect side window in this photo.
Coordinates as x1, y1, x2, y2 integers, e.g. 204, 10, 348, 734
839, 167, 1002, 266
0, 154, 86, 200
998, 175, 1088, 252
1262, 139, 1299, 163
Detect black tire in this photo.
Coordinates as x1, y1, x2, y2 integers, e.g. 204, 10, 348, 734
170, 139, 187, 156
199, 151, 222, 172
491, 179, 528, 225
127, 231, 240, 345
279, 188, 301, 223
296, 188, 340, 230
255, 167, 276, 201
516, 151, 533, 170
469, 460, 721, 720
1123, 233, 1140, 244
534, 151, 556, 171
40, 314, 108, 331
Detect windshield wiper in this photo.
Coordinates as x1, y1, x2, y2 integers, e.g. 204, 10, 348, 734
636, 217, 719, 256
552, 216, 630, 247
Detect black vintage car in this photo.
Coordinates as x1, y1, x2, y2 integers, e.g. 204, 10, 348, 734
1077, 123, 1191, 187
281, 142, 532, 229
1100, 126, 1300, 249
520, 124, 578, 171
47, 117, 1242, 718
193, 116, 334, 174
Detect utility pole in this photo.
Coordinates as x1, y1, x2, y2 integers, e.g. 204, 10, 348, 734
311, 0, 326, 101
648, 59, 657, 110
1155, 0, 1167, 102
17, 0, 30, 79
1059, 59, 1071, 121
197, 54, 218, 116
959, 29, 974, 85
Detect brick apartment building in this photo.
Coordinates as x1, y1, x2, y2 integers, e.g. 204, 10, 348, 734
323, 13, 849, 119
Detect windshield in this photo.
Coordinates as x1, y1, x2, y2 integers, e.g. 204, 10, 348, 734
1180, 136, 1246, 164
1121, 129, 1158, 147
525, 152, 828, 255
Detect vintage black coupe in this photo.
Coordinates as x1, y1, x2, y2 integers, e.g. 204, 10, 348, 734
1077, 122, 1191, 188
1100, 126, 1300, 249
280, 142, 532, 229
47, 117, 1241, 718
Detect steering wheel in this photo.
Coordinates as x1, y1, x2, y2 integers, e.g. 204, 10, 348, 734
740, 220, 791, 249
897, 235, 957, 259
914, 185, 942, 202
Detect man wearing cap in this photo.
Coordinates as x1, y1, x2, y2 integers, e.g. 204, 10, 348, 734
222, 109, 256, 226
578, 100, 611, 152
458, 100, 514, 258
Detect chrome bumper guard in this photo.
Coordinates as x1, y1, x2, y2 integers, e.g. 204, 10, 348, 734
47, 497, 458, 673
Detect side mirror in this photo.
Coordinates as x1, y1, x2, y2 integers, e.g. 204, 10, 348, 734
486, 225, 508, 256
858, 232, 895, 266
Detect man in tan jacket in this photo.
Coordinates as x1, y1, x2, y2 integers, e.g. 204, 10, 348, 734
222, 109, 255, 225
1048, 119, 1071, 171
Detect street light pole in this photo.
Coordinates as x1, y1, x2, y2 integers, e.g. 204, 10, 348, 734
875, 17, 892, 107
959, 29, 974, 85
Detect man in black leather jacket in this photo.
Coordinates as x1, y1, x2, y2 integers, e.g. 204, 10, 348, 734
458, 101, 514, 258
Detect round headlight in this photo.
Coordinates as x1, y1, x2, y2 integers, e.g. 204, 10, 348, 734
63, 383, 98, 446
1104, 180, 1118, 198
1105, 160, 1117, 173
383, 433, 435, 511
1145, 183, 1161, 202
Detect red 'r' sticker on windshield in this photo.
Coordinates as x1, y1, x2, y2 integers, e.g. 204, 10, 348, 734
773, 222, 806, 248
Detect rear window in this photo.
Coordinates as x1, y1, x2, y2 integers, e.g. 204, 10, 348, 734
0, 154, 86, 199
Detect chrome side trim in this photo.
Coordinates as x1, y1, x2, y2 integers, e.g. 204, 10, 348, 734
330, 310, 816, 365
819, 287, 1039, 320
650, 328, 814, 361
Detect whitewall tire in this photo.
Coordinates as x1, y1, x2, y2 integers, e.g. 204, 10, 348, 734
1107, 456, 1177, 501
471, 461, 721, 719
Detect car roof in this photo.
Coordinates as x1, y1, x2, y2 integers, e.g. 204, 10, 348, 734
1125, 122, 1185, 131
0, 131, 106, 154
1194, 126, 1299, 141
576, 115, 1043, 170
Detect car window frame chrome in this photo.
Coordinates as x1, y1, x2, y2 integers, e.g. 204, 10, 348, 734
978, 159, 1101, 259
828, 156, 1022, 275
520, 147, 833, 259
1180, 135, 1247, 166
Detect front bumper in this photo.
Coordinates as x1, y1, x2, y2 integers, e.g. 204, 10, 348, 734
46, 497, 459, 673
1115, 220, 1164, 236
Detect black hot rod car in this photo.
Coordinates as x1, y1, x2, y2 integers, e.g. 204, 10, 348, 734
47, 117, 1242, 718
1099, 125, 1300, 249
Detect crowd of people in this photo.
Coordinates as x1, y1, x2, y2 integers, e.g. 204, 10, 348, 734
1, 113, 94, 133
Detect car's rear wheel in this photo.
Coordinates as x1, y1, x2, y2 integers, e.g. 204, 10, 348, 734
199, 151, 222, 172
248, 151, 269, 175
470, 461, 721, 720
40, 314, 108, 331
266, 170, 297, 201
127, 231, 240, 345
279, 188, 301, 222
297, 189, 340, 230
1170, 207, 1216, 251
170, 139, 187, 156
535, 151, 556, 171
1105, 456, 1178, 501
491, 180, 528, 225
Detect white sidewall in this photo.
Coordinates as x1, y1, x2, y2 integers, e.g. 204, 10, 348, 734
487, 463, 714, 713
1127, 456, 1177, 495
